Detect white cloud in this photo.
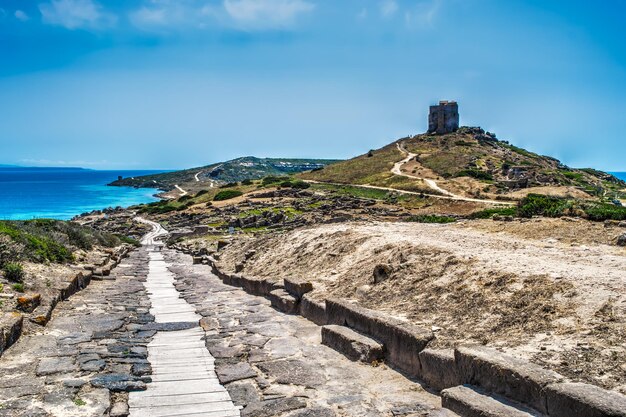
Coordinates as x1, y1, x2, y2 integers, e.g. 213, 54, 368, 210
223, 0, 314, 29
39, 0, 115, 30
15, 10, 29, 21
404, 0, 441, 27
129, 1, 220, 30
379, 0, 398, 18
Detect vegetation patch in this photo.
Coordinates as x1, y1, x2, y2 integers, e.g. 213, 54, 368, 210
517, 194, 573, 218
214, 190, 244, 201
0, 220, 121, 264
2, 262, 24, 282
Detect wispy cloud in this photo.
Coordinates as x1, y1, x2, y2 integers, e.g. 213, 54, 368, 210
404, 0, 441, 27
379, 0, 398, 18
15, 10, 30, 22
223, 0, 314, 29
39, 0, 116, 30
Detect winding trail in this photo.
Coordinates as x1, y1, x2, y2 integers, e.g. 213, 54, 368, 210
130, 219, 239, 417
391, 141, 514, 205
194, 171, 203, 182
174, 184, 188, 197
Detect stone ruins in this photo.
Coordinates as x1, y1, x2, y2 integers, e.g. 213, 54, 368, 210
428, 100, 459, 134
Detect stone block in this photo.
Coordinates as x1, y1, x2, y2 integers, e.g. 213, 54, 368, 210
455, 345, 563, 413
192, 256, 203, 265
321, 325, 384, 363
16, 293, 41, 313
418, 349, 460, 391
284, 277, 313, 298
545, 382, 626, 417
0, 313, 23, 354
325, 298, 433, 377
300, 294, 327, 326
441, 385, 535, 417
269, 289, 299, 315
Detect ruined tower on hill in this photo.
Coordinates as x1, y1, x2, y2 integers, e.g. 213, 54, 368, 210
428, 100, 459, 134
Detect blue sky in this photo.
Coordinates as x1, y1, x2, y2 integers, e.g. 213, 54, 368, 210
0, 0, 624, 170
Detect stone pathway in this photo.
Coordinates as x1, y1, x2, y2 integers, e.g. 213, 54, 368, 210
164, 249, 457, 417
0, 248, 153, 417
129, 221, 239, 417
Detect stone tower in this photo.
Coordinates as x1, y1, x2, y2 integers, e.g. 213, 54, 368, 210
428, 100, 459, 134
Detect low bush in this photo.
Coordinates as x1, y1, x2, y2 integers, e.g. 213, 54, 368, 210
241, 179, 253, 185
517, 194, 572, 218
583, 202, 626, 221
219, 182, 239, 188
214, 190, 243, 201
470, 207, 517, 219
12, 283, 24, 293
3, 262, 24, 282
262, 176, 288, 186
195, 189, 209, 197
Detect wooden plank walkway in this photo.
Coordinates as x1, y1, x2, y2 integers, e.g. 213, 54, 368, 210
129, 223, 239, 417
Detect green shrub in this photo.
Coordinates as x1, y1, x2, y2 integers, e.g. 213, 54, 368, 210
518, 194, 571, 218
214, 190, 244, 201
262, 176, 288, 186
3, 262, 25, 282
12, 283, 25, 293
178, 195, 192, 202
219, 182, 239, 188
241, 179, 253, 185
291, 180, 311, 189
195, 189, 209, 197
470, 207, 517, 219
406, 215, 456, 224
279, 180, 294, 188
583, 202, 626, 221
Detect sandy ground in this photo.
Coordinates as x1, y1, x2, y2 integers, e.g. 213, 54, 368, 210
217, 219, 626, 392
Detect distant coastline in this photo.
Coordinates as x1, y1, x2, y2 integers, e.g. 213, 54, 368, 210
0, 167, 165, 220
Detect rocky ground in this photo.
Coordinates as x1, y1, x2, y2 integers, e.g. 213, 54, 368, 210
213, 218, 626, 393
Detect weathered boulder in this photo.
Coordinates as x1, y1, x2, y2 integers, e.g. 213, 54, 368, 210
616, 233, 626, 246
372, 264, 392, 284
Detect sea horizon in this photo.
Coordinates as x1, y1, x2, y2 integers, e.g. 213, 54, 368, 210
0, 167, 165, 221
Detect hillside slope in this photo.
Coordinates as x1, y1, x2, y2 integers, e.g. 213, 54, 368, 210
110, 156, 339, 193
301, 127, 625, 202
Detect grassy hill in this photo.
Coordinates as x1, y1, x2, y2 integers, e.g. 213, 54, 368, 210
301, 127, 626, 202
110, 156, 339, 192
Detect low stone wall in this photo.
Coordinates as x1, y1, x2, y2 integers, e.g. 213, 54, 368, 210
0, 245, 132, 358
196, 251, 626, 417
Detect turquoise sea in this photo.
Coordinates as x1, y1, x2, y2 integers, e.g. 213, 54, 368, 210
0, 167, 163, 220
611, 172, 626, 181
